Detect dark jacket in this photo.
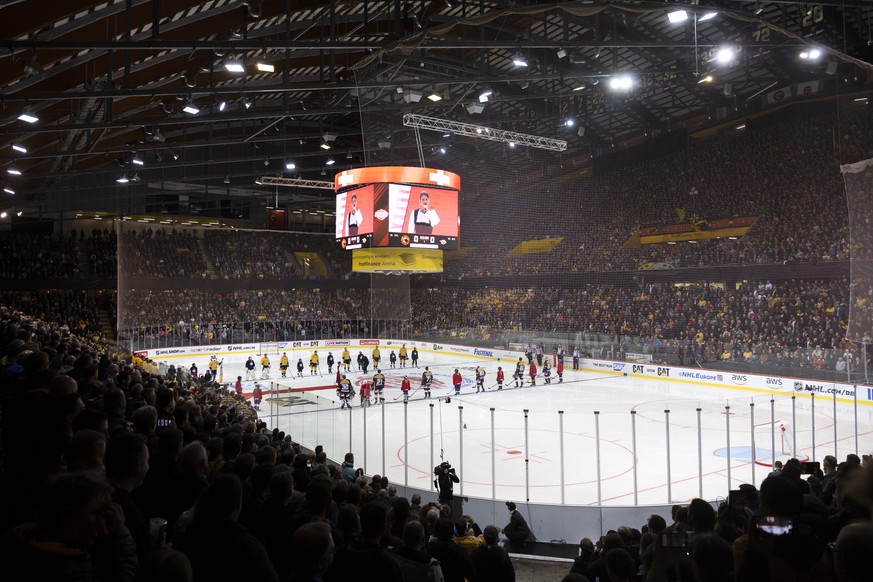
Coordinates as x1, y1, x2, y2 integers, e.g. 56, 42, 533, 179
471, 543, 515, 582
176, 518, 279, 582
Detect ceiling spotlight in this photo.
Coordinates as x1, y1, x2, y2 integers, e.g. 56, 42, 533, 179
3, 186, 15, 195
256, 61, 275, 72
323, 132, 338, 142
668, 10, 688, 24
465, 103, 485, 114
427, 90, 442, 102
183, 71, 197, 88
152, 128, 166, 142
23, 58, 44, 76
129, 173, 141, 182
263, 157, 270, 166
346, 151, 353, 159
439, 147, 447, 154
608, 75, 634, 91
325, 157, 336, 165
512, 53, 529, 67
565, 118, 575, 127
223, 174, 231, 184
403, 90, 423, 103
182, 103, 200, 114
131, 155, 144, 166
800, 48, 823, 60
699, 12, 718, 22
557, 48, 567, 59
243, 0, 262, 18
285, 161, 296, 170
478, 87, 493, 103
18, 108, 39, 124
508, 141, 516, 148
11, 142, 27, 154
0, 212, 6, 218
714, 46, 736, 64
320, 142, 332, 150
6, 165, 22, 176
224, 57, 245, 73
321, 167, 327, 176
698, 75, 714, 84
116, 174, 130, 184
242, 98, 253, 109
218, 100, 227, 112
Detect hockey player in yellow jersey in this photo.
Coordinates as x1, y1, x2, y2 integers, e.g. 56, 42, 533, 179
371, 347, 381, 367
342, 348, 352, 372
260, 354, 271, 379
309, 351, 320, 375
279, 352, 290, 378
399, 345, 408, 368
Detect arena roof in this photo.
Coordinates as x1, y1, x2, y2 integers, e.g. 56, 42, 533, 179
1, 0, 871, 221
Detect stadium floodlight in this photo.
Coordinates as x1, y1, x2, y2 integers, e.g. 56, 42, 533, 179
182, 103, 200, 114
6, 165, 22, 176
323, 132, 338, 142
478, 87, 493, 103
564, 118, 575, 127
668, 10, 688, 23
698, 75, 714, 84
465, 103, 485, 114
699, 11, 718, 22
285, 161, 296, 170
131, 155, 144, 166
257, 176, 335, 190
116, 174, 129, 183
608, 75, 634, 91
320, 142, 331, 150
325, 157, 335, 165
18, 108, 39, 123
256, 61, 275, 72
11, 142, 27, 153
439, 146, 447, 154
512, 53, 528, 67
224, 57, 245, 73
427, 90, 442, 102
3, 186, 15, 195
403, 90, 423, 103
713, 46, 736, 64
800, 48, 822, 60
403, 113, 567, 152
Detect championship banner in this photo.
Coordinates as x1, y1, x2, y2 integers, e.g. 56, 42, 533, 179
505, 236, 565, 257
352, 248, 443, 273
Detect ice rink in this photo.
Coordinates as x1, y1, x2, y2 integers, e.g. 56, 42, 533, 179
166, 349, 873, 507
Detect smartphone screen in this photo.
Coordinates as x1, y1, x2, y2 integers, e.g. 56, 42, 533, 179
754, 516, 793, 536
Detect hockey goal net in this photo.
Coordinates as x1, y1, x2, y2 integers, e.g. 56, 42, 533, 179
752, 421, 801, 467
258, 342, 281, 356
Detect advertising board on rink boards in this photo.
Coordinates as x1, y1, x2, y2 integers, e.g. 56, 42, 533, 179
583, 359, 864, 402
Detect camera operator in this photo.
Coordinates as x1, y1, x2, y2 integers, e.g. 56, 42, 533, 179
434, 462, 460, 511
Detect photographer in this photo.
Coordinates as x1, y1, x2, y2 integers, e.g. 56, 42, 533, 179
434, 462, 459, 507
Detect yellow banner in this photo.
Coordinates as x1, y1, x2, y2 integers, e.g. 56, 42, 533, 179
352, 248, 443, 273
505, 237, 564, 257
641, 226, 752, 244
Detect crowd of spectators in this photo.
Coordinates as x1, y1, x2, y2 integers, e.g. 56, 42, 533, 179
0, 231, 81, 279
85, 229, 118, 278
2, 305, 872, 582
0, 290, 107, 340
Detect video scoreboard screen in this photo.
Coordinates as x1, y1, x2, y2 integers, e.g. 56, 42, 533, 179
335, 167, 461, 250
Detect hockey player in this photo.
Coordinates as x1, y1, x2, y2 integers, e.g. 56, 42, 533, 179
389, 350, 397, 369
514, 358, 525, 388
357, 351, 365, 372
309, 351, 319, 375
189, 362, 199, 379
475, 365, 486, 393
245, 356, 256, 381
252, 383, 263, 411
421, 366, 433, 398
529, 361, 537, 386
279, 352, 290, 378
525, 345, 533, 365
372, 346, 381, 368
361, 354, 370, 374
296, 358, 304, 377
556, 345, 565, 365
259, 354, 271, 379
372, 369, 386, 404
399, 344, 408, 368
400, 375, 411, 402
572, 346, 580, 370
411, 347, 419, 368
452, 368, 462, 396
556, 359, 564, 383
536, 345, 544, 366
234, 376, 243, 396
359, 378, 372, 407
543, 360, 552, 384
327, 352, 335, 373
496, 366, 505, 390
337, 375, 353, 409
342, 348, 352, 372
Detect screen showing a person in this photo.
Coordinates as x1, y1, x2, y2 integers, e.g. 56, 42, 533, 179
387, 183, 459, 249
335, 184, 374, 246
